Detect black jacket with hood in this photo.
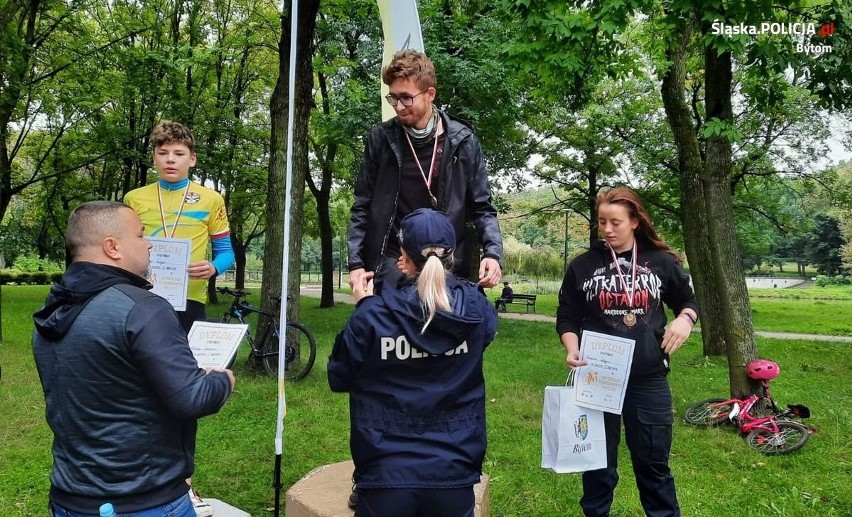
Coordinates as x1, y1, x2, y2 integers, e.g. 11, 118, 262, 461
556, 239, 699, 380
32, 262, 232, 513
347, 111, 503, 278
328, 276, 498, 489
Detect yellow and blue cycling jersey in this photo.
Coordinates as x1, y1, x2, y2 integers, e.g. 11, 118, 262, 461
125, 178, 233, 304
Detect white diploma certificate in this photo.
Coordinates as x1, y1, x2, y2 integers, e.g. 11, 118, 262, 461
575, 330, 636, 414
147, 237, 191, 311
187, 321, 249, 369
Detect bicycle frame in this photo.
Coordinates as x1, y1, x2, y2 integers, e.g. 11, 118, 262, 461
685, 373, 811, 454
216, 286, 317, 380
220, 289, 279, 359
706, 380, 788, 434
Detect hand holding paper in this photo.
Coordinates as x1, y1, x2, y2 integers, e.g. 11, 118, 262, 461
575, 331, 635, 415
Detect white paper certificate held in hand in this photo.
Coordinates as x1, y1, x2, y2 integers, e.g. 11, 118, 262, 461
187, 321, 249, 369
146, 237, 191, 311
575, 330, 636, 414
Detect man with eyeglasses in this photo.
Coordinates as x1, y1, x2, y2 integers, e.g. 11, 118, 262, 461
348, 49, 503, 298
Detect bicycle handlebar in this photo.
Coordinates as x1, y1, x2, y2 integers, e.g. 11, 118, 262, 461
217, 286, 250, 298
217, 286, 293, 303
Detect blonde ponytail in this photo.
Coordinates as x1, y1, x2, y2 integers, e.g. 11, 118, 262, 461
416, 247, 452, 333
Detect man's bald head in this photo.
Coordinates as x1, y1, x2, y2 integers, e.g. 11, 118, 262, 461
65, 201, 152, 278
66, 201, 130, 261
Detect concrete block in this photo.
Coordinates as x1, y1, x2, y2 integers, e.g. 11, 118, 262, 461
285, 460, 489, 517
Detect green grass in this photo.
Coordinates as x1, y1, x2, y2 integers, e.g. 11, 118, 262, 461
748, 286, 852, 300
2, 285, 852, 516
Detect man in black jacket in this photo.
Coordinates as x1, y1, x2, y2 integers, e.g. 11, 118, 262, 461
348, 49, 503, 293
33, 201, 234, 516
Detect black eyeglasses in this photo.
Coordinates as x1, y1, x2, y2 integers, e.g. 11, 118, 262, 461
385, 90, 428, 107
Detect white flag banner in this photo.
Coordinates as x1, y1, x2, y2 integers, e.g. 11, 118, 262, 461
377, 0, 425, 121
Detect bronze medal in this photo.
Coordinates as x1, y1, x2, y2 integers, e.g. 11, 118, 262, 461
624, 313, 637, 327
430, 193, 438, 208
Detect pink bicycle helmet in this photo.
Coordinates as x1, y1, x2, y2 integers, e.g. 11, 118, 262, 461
747, 359, 780, 380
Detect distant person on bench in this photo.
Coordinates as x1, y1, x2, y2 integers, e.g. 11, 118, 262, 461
495, 281, 514, 312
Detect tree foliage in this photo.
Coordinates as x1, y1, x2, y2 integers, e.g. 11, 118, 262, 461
0, 0, 848, 343
498, 0, 851, 396
807, 214, 844, 275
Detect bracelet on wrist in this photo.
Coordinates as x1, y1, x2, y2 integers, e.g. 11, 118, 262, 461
680, 312, 697, 325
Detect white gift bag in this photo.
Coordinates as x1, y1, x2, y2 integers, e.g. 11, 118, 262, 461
541, 375, 607, 474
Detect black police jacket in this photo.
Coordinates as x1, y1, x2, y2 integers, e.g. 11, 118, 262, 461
328, 276, 498, 489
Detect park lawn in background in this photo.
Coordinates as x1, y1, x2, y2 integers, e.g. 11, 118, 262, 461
2, 285, 851, 516
517, 290, 852, 338
748, 298, 852, 335
749, 286, 852, 300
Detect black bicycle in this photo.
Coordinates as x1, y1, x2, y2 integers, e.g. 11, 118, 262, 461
217, 287, 317, 381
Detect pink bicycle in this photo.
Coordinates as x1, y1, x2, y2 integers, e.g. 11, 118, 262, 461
684, 359, 812, 455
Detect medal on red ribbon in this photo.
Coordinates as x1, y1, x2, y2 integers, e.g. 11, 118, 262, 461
404, 118, 441, 210
608, 242, 638, 327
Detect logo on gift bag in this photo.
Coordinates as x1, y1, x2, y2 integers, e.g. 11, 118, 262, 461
574, 414, 589, 440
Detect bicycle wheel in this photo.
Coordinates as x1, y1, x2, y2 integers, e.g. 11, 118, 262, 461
261, 322, 317, 381
219, 314, 252, 369
684, 398, 737, 427
243, 332, 263, 371
217, 314, 238, 367
745, 420, 809, 455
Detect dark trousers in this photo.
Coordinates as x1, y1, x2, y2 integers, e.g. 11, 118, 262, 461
580, 376, 680, 517
177, 300, 207, 334
356, 487, 474, 517
376, 256, 405, 286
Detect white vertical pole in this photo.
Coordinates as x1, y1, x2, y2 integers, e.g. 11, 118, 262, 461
275, 0, 298, 457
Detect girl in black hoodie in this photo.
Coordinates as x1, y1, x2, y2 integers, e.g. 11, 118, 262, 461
556, 188, 698, 517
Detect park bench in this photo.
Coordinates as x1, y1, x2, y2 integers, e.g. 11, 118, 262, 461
499, 293, 537, 314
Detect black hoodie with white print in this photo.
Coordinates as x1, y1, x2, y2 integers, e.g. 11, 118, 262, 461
556, 238, 699, 380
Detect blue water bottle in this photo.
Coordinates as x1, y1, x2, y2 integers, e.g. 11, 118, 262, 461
99, 503, 117, 517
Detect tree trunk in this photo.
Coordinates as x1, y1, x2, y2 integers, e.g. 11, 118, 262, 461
262, 45, 286, 339
207, 277, 218, 306
311, 71, 338, 309
231, 233, 247, 290
259, 1, 319, 342
0, 282, 4, 342
0, 1, 35, 222
587, 170, 599, 247
703, 45, 758, 397
0, 116, 11, 221
680, 176, 726, 356
0, 0, 38, 338
317, 187, 335, 308
658, 22, 727, 357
